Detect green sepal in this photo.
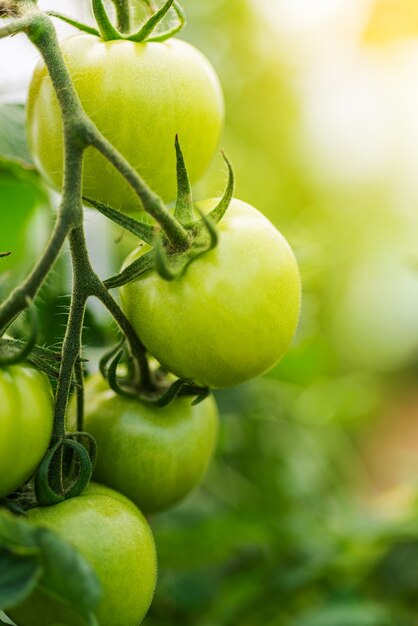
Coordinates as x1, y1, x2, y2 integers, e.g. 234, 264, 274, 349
91, 0, 122, 41
154, 231, 186, 281
83, 196, 155, 245
191, 388, 211, 405
151, 378, 209, 407
193, 207, 219, 253
104, 249, 155, 289
34, 439, 94, 507
106, 348, 133, 398
47, 12, 100, 36
67, 432, 98, 470
146, 1, 186, 43
206, 151, 235, 225
173, 134, 193, 227
99, 338, 125, 380
127, 0, 174, 42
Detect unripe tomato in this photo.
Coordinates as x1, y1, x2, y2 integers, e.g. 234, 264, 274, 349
27, 35, 224, 211
120, 198, 302, 388
8, 483, 157, 626
74, 374, 219, 514
0, 364, 53, 498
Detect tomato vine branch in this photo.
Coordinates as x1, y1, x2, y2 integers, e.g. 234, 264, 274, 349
0, 0, 188, 503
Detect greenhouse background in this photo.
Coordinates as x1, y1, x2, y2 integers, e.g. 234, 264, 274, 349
2, 0, 418, 624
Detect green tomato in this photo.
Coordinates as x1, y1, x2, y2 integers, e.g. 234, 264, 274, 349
73, 374, 219, 514
0, 364, 53, 498
27, 34, 224, 211
8, 483, 157, 626
120, 198, 302, 388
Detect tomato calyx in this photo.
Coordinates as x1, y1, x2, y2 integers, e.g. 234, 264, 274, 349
99, 339, 209, 406
50, 0, 185, 43
93, 137, 235, 289
34, 433, 97, 506
136, 138, 234, 283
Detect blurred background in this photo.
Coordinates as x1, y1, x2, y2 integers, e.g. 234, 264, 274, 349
2, 0, 418, 624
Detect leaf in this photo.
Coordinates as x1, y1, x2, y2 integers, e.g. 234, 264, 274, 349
0, 105, 33, 168
0, 549, 41, 611
35, 528, 102, 618
0, 513, 101, 621
0, 513, 38, 553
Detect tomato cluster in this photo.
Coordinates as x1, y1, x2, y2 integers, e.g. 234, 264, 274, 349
4, 4, 301, 625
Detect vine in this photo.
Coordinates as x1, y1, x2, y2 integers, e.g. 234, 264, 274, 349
0, 0, 218, 505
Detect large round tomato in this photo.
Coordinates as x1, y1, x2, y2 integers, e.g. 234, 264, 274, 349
71, 374, 219, 514
8, 483, 157, 626
120, 198, 302, 388
27, 34, 224, 211
0, 364, 53, 498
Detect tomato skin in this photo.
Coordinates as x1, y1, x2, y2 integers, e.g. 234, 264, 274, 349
27, 34, 224, 211
8, 483, 157, 626
0, 364, 53, 498
75, 374, 219, 514
120, 199, 302, 388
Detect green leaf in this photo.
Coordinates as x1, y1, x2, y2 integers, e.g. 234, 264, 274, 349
0, 512, 101, 620
0, 513, 38, 553
0, 549, 41, 611
35, 528, 102, 618
0, 105, 33, 168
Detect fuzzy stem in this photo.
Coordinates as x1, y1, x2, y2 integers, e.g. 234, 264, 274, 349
52, 228, 88, 439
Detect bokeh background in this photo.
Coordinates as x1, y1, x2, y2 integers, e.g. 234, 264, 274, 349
2, 0, 418, 624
